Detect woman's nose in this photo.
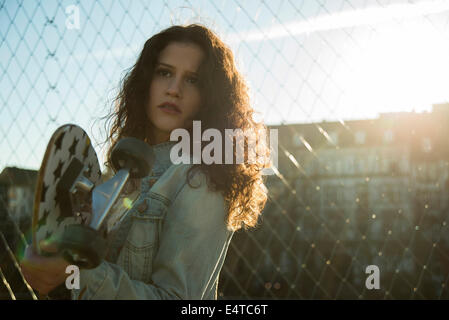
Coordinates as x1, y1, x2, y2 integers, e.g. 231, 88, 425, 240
166, 77, 182, 98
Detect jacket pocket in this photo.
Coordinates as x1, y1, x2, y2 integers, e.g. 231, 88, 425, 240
117, 195, 167, 283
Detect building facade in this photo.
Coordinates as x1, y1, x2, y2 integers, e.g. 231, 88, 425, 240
220, 103, 449, 299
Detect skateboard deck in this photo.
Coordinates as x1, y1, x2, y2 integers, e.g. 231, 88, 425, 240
32, 124, 102, 255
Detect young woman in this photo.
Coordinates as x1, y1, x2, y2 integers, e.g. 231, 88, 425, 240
20, 24, 270, 299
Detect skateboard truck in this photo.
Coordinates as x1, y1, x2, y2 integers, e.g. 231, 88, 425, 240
55, 137, 154, 269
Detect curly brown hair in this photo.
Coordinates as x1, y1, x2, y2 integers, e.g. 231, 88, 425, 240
104, 24, 270, 231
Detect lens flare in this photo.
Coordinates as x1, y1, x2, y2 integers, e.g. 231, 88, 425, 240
123, 197, 133, 209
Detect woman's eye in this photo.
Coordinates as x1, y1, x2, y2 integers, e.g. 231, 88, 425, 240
156, 69, 171, 77
186, 77, 198, 84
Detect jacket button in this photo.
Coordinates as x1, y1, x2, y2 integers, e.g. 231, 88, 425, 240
137, 200, 148, 213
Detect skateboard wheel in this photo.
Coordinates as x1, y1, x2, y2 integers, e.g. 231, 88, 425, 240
56, 224, 107, 269
111, 137, 155, 178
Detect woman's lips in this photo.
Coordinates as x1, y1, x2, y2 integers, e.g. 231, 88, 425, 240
158, 103, 181, 114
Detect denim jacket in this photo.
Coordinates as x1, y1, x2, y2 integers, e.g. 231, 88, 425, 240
71, 141, 234, 300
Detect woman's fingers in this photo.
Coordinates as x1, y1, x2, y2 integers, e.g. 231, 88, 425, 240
21, 245, 51, 272
22, 244, 69, 273
21, 257, 61, 285
19, 244, 71, 295
21, 265, 65, 295
21, 264, 55, 295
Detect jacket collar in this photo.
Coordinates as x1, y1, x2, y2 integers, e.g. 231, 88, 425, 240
140, 140, 178, 193
147, 140, 178, 177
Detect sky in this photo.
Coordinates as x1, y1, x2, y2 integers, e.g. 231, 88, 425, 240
1, 0, 449, 170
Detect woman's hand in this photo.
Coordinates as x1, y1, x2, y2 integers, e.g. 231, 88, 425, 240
19, 241, 71, 296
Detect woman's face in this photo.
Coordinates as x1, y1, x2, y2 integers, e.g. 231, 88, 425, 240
146, 41, 204, 144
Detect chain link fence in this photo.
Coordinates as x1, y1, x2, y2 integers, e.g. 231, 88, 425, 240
2, 0, 449, 299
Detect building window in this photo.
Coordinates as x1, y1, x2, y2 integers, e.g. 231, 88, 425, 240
384, 130, 394, 143
292, 133, 303, 147
328, 131, 338, 146
355, 131, 366, 144
383, 184, 399, 204
355, 154, 365, 173
422, 138, 432, 153
323, 185, 338, 205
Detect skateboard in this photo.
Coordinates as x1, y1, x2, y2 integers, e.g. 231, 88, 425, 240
32, 124, 154, 269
